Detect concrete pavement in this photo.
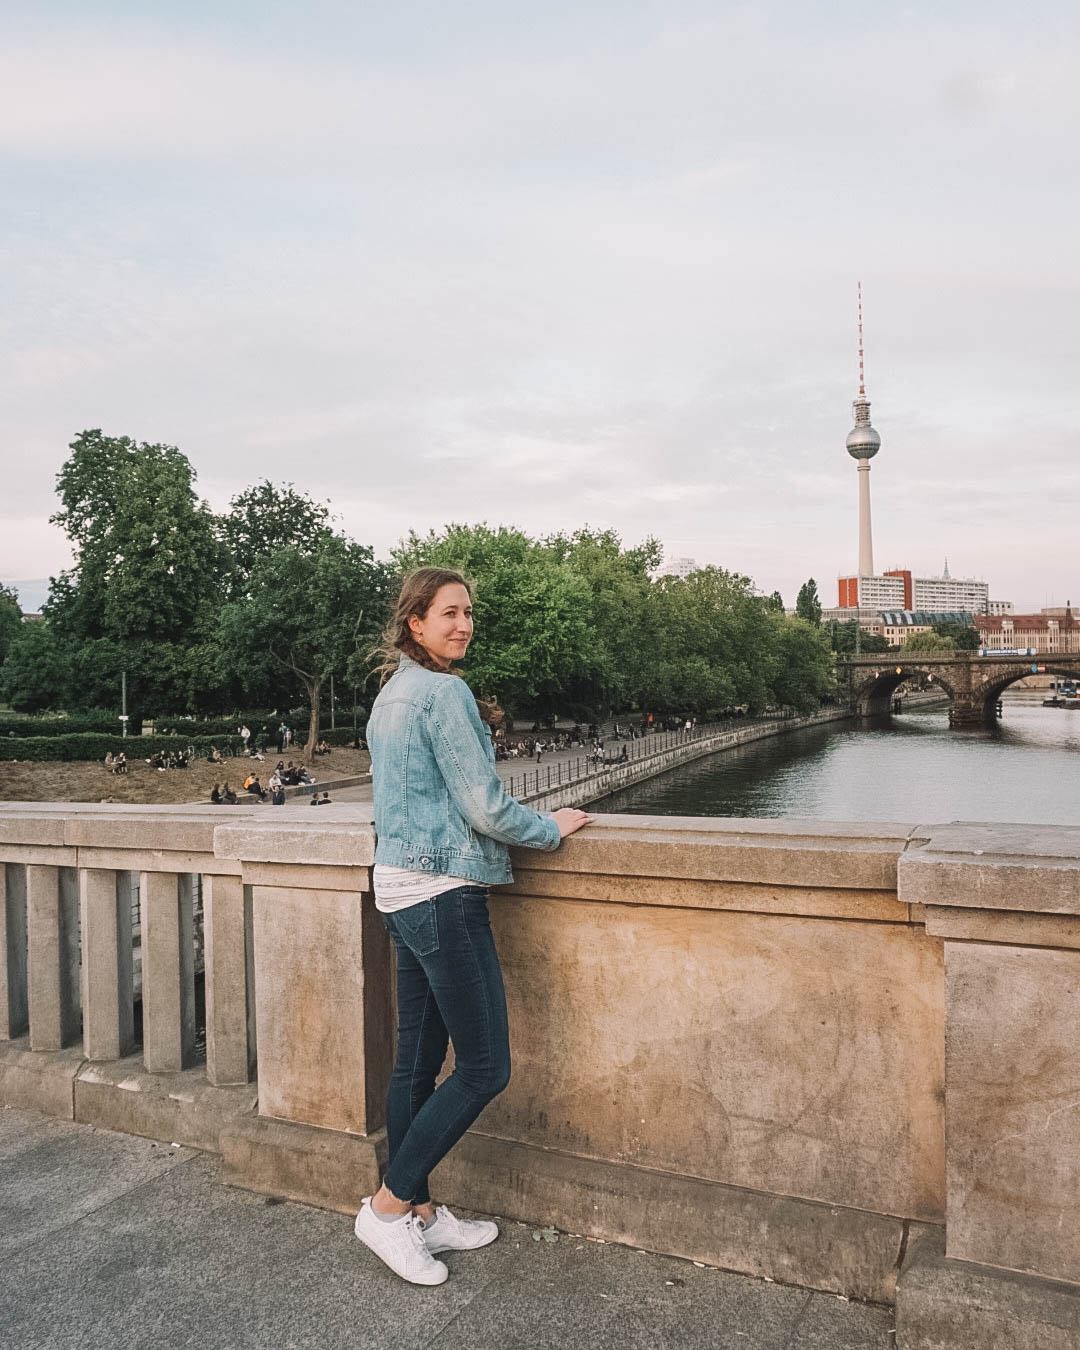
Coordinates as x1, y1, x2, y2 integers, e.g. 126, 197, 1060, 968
0, 1107, 896, 1350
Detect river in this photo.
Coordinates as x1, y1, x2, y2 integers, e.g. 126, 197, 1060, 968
592, 703, 1080, 826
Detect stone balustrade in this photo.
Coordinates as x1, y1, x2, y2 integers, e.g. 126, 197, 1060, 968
1, 799, 1078, 1347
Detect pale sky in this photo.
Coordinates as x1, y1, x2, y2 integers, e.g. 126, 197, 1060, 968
2, 0, 1078, 615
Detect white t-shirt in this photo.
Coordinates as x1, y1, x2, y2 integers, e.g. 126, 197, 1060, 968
372, 864, 479, 914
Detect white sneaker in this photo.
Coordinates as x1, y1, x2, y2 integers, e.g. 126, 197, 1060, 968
420, 1205, 499, 1254
354, 1198, 449, 1285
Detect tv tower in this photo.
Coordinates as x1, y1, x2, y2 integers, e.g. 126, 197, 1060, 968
845, 283, 881, 579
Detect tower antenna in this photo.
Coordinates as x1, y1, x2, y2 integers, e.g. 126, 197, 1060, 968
858, 280, 865, 397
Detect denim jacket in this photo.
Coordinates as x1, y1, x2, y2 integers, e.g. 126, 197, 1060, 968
367, 653, 561, 884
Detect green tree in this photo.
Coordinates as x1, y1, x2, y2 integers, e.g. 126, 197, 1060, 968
220, 481, 332, 597
392, 524, 593, 714
0, 583, 21, 667
640, 567, 773, 714
48, 430, 224, 644
763, 591, 785, 613
903, 630, 956, 653
795, 578, 822, 626
766, 614, 835, 711
218, 534, 390, 756
932, 621, 980, 650
826, 619, 889, 655
544, 527, 660, 713
0, 621, 71, 712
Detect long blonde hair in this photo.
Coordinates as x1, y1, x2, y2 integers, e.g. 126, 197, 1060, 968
373, 567, 503, 725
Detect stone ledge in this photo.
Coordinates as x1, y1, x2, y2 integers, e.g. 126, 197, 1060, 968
900, 823, 1080, 916
430, 1129, 908, 1304
74, 1056, 258, 1153
220, 1113, 386, 1212
897, 1227, 1080, 1349
0, 1037, 85, 1117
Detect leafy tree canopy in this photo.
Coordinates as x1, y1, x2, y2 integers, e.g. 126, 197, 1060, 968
220, 480, 333, 595
795, 578, 822, 626
826, 619, 890, 654
47, 430, 224, 644
218, 533, 391, 754
0, 583, 21, 667
392, 523, 594, 712
932, 621, 981, 650
903, 630, 957, 653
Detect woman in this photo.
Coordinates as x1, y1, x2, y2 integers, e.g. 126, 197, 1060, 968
354, 567, 590, 1286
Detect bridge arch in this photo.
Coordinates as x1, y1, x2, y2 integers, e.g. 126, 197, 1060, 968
851, 663, 959, 717
968, 660, 1080, 722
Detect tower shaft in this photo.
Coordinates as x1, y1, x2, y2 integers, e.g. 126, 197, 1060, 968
857, 461, 874, 577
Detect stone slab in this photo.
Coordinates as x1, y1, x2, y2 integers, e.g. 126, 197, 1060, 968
240, 861, 372, 891
431, 1129, 908, 1303
944, 943, 1080, 1283
485, 893, 945, 1222
74, 846, 241, 875
926, 905, 1080, 949
249, 883, 376, 1133
429, 1226, 809, 1350
0, 1036, 85, 1117
220, 1112, 386, 1212
215, 815, 377, 867
0, 1118, 196, 1258
790, 1293, 897, 1348
74, 1056, 258, 1152
900, 823, 1080, 915
509, 869, 910, 920
897, 1228, 1080, 1349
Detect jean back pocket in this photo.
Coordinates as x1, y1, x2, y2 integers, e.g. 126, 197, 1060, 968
389, 898, 440, 957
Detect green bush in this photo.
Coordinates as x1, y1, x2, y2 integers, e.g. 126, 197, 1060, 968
0, 733, 245, 763
0, 713, 143, 737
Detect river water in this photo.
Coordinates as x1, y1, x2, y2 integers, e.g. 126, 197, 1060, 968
593, 704, 1080, 826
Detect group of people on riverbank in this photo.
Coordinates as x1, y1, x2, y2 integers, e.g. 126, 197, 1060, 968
209, 758, 317, 807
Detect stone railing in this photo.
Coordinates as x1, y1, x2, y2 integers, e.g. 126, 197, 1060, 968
2, 799, 1078, 1347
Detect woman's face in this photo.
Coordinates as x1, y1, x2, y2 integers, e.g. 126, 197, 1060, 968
409, 582, 473, 668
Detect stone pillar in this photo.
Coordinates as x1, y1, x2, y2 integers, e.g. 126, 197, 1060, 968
26, 864, 80, 1051
898, 824, 1080, 1345
79, 868, 135, 1061
211, 820, 390, 1211
1, 863, 29, 1040
203, 874, 255, 1087
140, 871, 195, 1073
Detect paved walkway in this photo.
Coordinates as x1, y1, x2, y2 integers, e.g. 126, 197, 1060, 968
1, 1107, 896, 1349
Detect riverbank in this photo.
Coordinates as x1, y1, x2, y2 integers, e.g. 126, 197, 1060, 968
518, 708, 854, 812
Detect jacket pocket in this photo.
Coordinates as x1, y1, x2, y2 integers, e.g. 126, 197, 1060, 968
390, 899, 440, 957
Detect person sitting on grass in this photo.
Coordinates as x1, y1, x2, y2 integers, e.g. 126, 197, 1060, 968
104, 752, 115, 772
115, 751, 127, 774
207, 745, 224, 764
282, 761, 299, 785
210, 783, 222, 804
222, 782, 238, 805
314, 738, 331, 756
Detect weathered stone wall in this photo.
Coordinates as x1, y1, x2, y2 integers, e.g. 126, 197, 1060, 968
2, 802, 1080, 1344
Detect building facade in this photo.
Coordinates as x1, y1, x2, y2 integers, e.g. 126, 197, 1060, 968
975, 609, 1080, 655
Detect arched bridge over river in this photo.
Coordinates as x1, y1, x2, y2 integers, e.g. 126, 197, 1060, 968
839, 652, 1080, 726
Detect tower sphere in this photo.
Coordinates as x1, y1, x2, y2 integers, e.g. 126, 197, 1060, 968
846, 422, 880, 459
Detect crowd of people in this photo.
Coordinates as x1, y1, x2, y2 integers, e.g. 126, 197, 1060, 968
209, 758, 318, 807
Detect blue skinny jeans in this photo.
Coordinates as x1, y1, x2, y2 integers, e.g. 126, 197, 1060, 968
381, 885, 511, 1205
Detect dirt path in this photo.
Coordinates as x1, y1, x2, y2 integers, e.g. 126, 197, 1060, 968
1, 747, 371, 805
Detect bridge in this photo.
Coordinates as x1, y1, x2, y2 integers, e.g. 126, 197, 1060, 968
839, 651, 1080, 725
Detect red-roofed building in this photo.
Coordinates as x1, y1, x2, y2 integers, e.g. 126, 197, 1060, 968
975, 607, 1080, 654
